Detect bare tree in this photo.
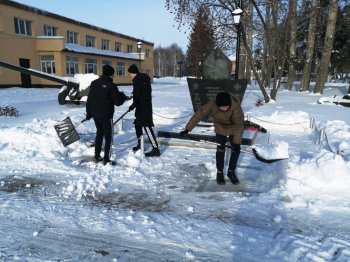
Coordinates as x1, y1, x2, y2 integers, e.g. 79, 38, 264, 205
285, 0, 297, 91
154, 44, 185, 77
299, 0, 319, 92
154, 46, 167, 77
169, 43, 184, 77
241, 1, 254, 80
313, 0, 338, 93
165, 0, 342, 101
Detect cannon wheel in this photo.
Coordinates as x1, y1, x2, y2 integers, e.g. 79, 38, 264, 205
58, 86, 70, 105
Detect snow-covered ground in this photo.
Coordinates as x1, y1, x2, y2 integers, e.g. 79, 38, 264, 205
0, 77, 350, 261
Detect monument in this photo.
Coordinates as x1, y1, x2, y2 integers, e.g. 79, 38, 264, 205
187, 47, 249, 122
157, 48, 264, 146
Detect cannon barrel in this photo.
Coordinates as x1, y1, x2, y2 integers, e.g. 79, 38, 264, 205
0, 60, 79, 88
0, 60, 84, 105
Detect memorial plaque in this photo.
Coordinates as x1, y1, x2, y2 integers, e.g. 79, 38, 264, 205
186, 48, 249, 122
187, 78, 248, 122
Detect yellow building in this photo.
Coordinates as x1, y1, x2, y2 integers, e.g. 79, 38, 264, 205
0, 0, 154, 87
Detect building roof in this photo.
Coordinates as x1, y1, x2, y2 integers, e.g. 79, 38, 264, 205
63, 43, 143, 61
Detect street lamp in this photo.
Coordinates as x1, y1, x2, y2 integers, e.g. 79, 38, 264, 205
232, 7, 243, 80
137, 41, 143, 70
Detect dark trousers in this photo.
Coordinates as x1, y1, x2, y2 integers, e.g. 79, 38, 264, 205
94, 118, 113, 161
135, 124, 158, 149
215, 134, 240, 172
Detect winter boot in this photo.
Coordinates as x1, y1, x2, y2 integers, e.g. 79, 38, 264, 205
216, 171, 225, 185
103, 158, 116, 166
145, 148, 160, 157
132, 141, 141, 152
227, 170, 239, 184
94, 155, 103, 162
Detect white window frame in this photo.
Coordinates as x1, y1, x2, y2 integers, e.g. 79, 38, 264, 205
86, 35, 96, 47
115, 42, 122, 52
44, 24, 57, 36
66, 56, 79, 75
102, 60, 112, 66
145, 49, 150, 58
127, 44, 133, 53
14, 17, 32, 36
67, 31, 78, 44
85, 58, 97, 74
116, 62, 125, 76
40, 55, 55, 74
102, 39, 110, 50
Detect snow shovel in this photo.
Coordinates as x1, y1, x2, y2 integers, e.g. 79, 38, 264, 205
199, 139, 288, 164
54, 117, 88, 147
245, 148, 288, 164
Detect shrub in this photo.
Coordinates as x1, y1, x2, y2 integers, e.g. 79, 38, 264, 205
0, 106, 19, 117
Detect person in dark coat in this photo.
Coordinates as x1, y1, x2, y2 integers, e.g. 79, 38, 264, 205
128, 64, 160, 157
86, 64, 128, 165
180, 92, 244, 185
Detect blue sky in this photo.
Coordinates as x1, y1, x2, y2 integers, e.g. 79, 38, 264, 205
12, 0, 189, 51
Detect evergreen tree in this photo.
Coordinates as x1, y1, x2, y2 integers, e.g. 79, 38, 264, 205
186, 6, 216, 78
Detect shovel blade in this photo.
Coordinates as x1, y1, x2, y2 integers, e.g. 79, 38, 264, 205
54, 117, 80, 147
251, 149, 288, 163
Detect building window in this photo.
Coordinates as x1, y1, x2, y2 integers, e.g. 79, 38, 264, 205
67, 31, 78, 44
66, 56, 79, 75
86, 35, 95, 47
41, 55, 55, 74
127, 44, 133, 53
43, 24, 57, 36
102, 60, 112, 66
115, 42, 122, 52
102, 39, 109, 50
145, 49, 150, 58
116, 62, 125, 76
14, 17, 32, 36
85, 58, 97, 74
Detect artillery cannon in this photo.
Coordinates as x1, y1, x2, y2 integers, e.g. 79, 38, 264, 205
0, 60, 90, 105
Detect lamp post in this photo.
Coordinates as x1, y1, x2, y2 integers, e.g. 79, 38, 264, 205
137, 41, 143, 70
232, 7, 243, 80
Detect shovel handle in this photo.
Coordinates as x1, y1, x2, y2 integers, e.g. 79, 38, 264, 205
74, 118, 89, 128
113, 109, 130, 126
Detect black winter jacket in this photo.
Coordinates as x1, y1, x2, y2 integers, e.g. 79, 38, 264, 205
86, 75, 127, 120
130, 73, 154, 126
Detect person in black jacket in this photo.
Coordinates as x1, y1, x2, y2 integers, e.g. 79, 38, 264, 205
86, 64, 128, 165
128, 64, 160, 157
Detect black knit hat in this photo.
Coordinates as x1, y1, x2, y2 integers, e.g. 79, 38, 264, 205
215, 92, 231, 107
128, 64, 139, 74
102, 64, 115, 76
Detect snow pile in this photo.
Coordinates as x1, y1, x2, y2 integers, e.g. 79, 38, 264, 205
284, 149, 350, 208
73, 73, 99, 91
254, 141, 289, 159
